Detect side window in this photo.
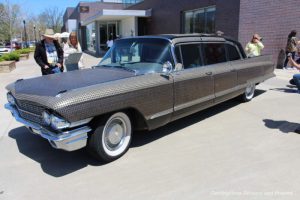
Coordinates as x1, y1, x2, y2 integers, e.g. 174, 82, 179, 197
226, 44, 241, 61
202, 43, 226, 65
177, 44, 202, 69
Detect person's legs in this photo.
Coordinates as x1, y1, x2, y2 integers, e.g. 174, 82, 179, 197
292, 74, 300, 91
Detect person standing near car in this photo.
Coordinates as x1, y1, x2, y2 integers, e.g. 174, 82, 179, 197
287, 55, 300, 93
245, 33, 264, 57
34, 29, 64, 75
63, 31, 84, 69
283, 30, 300, 69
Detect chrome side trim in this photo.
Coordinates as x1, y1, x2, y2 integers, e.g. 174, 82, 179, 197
5, 103, 92, 151
149, 108, 173, 120
215, 87, 240, 98
69, 118, 93, 128
174, 94, 215, 111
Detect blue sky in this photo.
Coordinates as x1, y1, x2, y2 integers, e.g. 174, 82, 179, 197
1, 0, 93, 15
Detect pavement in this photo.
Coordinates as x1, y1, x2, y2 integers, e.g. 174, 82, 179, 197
0, 55, 300, 200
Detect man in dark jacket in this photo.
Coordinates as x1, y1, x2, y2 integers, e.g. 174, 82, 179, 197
34, 29, 64, 75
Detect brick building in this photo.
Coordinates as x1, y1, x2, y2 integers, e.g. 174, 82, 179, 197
62, 0, 146, 56
128, 0, 300, 67
63, 0, 300, 65
239, 0, 300, 67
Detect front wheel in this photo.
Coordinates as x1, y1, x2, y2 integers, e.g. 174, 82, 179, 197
88, 112, 132, 162
241, 84, 256, 102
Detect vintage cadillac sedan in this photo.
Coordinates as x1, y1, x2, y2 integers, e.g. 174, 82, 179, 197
5, 34, 275, 162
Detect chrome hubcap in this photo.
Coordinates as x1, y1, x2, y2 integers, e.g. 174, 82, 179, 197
245, 84, 255, 99
104, 118, 126, 151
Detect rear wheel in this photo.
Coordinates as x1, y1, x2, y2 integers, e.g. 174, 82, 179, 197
241, 84, 256, 102
88, 112, 132, 162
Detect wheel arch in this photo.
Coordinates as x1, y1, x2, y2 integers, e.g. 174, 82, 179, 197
89, 107, 149, 131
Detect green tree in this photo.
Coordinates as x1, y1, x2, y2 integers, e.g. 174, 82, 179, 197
39, 7, 64, 33
0, 1, 21, 42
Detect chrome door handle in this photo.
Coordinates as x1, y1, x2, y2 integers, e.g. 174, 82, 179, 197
206, 72, 212, 75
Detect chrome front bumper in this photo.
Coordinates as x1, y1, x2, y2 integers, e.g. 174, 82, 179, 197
5, 103, 92, 151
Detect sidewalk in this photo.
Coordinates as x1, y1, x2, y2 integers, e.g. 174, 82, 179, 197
0, 53, 101, 139
275, 68, 299, 81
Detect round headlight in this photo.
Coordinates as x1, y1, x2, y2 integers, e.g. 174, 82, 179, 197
51, 115, 70, 130
42, 111, 51, 126
7, 93, 16, 105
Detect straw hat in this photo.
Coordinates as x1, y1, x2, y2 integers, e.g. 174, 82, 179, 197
43, 29, 57, 39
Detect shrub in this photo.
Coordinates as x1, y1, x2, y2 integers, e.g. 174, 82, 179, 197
0, 57, 4, 62
1, 54, 10, 61
9, 52, 20, 61
0, 52, 20, 61
15, 48, 31, 54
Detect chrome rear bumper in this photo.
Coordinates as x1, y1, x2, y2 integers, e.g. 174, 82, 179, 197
5, 103, 92, 151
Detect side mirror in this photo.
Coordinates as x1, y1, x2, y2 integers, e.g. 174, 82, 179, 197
162, 61, 173, 75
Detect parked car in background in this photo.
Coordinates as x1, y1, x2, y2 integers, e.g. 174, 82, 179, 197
5, 42, 21, 50
5, 34, 275, 162
0, 46, 12, 55
28, 41, 36, 48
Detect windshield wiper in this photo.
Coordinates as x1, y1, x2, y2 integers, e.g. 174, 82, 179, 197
96, 64, 136, 74
113, 65, 137, 74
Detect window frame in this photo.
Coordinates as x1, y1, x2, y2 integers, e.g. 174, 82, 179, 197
173, 40, 245, 71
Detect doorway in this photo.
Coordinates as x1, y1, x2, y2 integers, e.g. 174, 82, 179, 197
99, 22, 119, 50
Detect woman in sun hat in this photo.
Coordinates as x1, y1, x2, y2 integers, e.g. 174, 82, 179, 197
34, 29, 64, 75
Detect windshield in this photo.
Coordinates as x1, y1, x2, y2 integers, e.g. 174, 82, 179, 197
98, 38, 174, 75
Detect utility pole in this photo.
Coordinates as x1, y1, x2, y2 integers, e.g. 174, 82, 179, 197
23, 20, 28, 48
8, 0, 12, 50
34, 25, 37, 44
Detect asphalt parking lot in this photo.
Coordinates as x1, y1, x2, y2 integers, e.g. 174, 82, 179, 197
0, 54, 300, 200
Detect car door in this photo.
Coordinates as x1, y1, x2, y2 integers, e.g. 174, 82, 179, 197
225, 42, 248, 92
172, 43, 214, 121
202, 42, 238, 104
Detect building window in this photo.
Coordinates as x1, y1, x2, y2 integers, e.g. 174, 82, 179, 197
183, 6, 216, 34
123, 0, 144, 7
86, 22, 96, 52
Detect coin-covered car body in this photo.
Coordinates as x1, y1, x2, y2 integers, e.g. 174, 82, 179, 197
5, 34, 275, 162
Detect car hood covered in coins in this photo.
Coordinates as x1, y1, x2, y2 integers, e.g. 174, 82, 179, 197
10, 67, 136, 97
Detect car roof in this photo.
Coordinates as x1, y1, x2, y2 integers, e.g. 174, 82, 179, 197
157, 33, 220, 39
121, 33, 235, 44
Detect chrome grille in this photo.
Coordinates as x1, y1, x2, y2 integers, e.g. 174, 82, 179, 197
16, 100, 44, 115
15, 100, 45, 125
18, 109, 44, 125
